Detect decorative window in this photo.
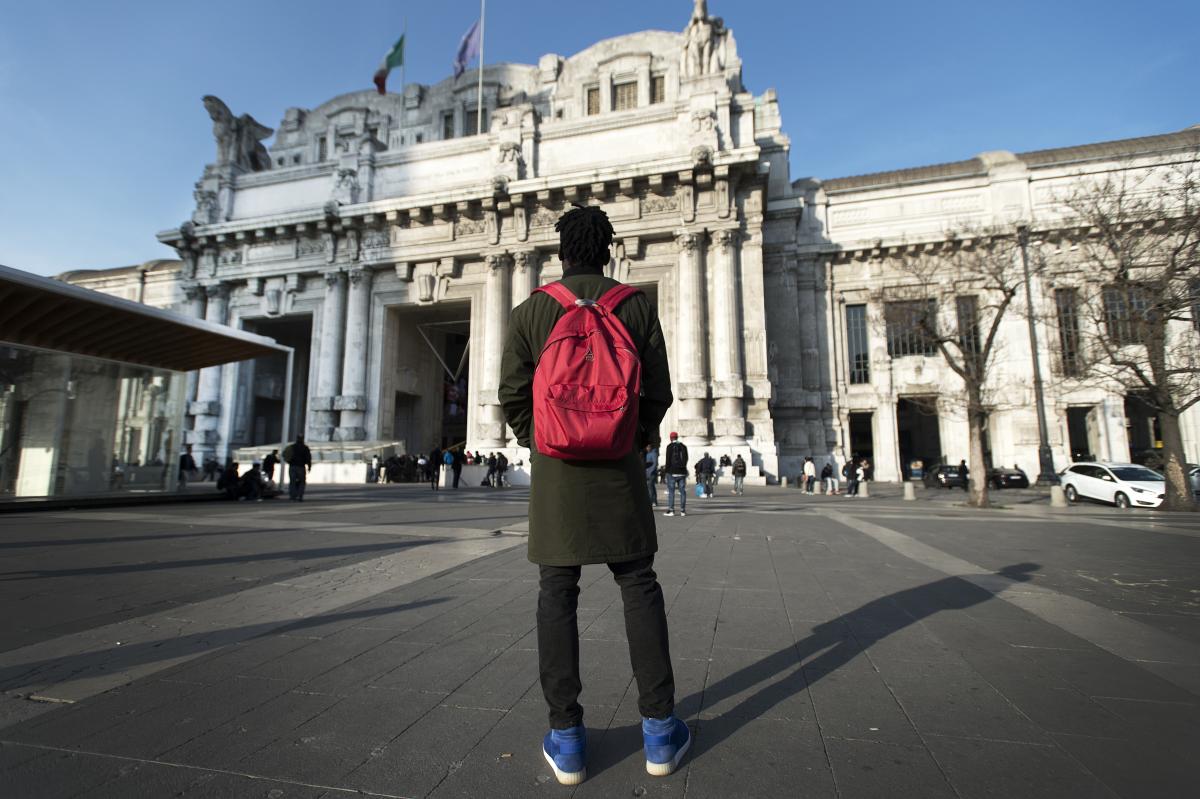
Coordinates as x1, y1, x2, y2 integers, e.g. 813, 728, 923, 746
846, 304, 870, 384
650, 74, 666, 104
465, 108, 486, 136
415, 132, 423, 144
955, 295, 981, 361
442, 113, 455, 140
1055, 288, 1081, 377
613, 81, 637, 111
317, 137, 328, 161
586, 87, 600, 116
291, 154, 301, 164
885, 300, 939, 357
1103, 284, 1152, 345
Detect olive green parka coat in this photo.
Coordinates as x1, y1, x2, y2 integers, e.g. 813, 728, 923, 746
499, 270, 673, 566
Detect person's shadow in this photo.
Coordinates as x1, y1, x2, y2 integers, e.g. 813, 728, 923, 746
585, 562, 1040, 778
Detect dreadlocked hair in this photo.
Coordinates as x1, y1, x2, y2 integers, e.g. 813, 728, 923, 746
555, 204, 614, 270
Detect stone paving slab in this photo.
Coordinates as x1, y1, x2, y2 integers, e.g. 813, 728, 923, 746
1, 486, 1198, 797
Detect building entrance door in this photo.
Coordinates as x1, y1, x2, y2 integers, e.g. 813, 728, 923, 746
896, 396, 942, 479
241, 315, 312, 448
848, 412, 874, 463
387, 303, 470, 454
1067, 406, 1100, 462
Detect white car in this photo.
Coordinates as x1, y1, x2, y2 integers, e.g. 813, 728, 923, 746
1060, 462, 1165, 509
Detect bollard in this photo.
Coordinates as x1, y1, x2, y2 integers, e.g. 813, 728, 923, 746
903, 481, 916, 501
859, 480, 870, 498
1050, 485, 1068, 508
781, 475, 788, 488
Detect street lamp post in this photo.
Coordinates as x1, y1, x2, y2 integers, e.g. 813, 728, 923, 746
1017, 225, 1059, 485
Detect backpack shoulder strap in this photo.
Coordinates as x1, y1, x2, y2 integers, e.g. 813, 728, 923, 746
595, 283, 642, 313
532, 281, 577, 310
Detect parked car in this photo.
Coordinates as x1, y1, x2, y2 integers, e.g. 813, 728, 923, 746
923, 464, 966, 489
1059, 462, 1165, 509
989, 467, 1030, 489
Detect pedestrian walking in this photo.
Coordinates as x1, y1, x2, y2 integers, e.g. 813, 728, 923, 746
486, 453, 498, 487
803, 456, 817, 494
843, 457, 858, 497
283, 435, 312, 501
177, 444, 197, 491
429, 445, 442, 490
663, 432, 689, 517
644, 444, 659, 506
450, 447, 464, 488
499, 204, 687, 785
732, 454, 747, 496
959, 458, 969, 492
497, 452, 510, 487
263, 449, 279, 483
699, 452, 716, 498
854, 459, 867, 497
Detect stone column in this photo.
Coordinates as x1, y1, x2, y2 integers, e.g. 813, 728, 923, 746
798, 259, 821, 392
181, 285, 206, 408
710, 229, 745, 442
308, 269, 347, 442
336, 266, 372, 440
675, 230, 709, 443
511, 251, 538, 308
192, 283, 230, 461
477, 253, 512, 448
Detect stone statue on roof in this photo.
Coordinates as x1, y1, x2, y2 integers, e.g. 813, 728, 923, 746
202, 95, 274, 172
682, 0, 726, 78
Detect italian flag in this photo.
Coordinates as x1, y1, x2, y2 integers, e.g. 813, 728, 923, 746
373, 34, 405, 95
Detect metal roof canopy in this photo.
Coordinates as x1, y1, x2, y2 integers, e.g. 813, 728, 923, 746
0, 264, 289, 371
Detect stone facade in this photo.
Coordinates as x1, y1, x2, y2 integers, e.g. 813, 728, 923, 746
63, 3, 1200, 483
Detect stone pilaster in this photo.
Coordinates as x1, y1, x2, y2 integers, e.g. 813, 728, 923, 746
181, 285, 206, 410
511, 251, 538, 308
191, 283, 230, 460
675, 230, 709, 443
476, 253, 512, 447
336, 266, 372, 441
798, 259, 821, 392
308, 269, 346, 441
710, 228, 745, 442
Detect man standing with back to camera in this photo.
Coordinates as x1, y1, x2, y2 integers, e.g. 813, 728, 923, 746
500, 205, 690, 786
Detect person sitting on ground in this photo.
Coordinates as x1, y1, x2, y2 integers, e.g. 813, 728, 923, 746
217, 460, 240, 500
238, 461, 266, 501
499, 203, 687, 786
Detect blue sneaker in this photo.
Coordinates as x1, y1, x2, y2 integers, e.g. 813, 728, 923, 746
643, 716, 691, 776
542, 725, 586, 785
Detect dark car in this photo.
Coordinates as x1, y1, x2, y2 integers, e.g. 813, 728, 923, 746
922, 465, 966, 489
989, 467, 1030, 489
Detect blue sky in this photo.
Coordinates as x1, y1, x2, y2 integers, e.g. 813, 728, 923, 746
1, 0, 1196, 276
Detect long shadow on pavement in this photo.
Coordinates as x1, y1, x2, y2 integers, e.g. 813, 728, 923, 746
0, 597, 452, 693
586, 562, 1040, 779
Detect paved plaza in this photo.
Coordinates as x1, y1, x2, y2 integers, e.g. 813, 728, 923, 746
0, 484, 1198, 798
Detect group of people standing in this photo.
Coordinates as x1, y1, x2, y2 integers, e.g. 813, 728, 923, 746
643, 433, 749, 515
364, 446, 511, 490
797, 455, 872, 497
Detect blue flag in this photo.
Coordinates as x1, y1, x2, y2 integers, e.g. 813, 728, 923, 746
453, 19, 481, 79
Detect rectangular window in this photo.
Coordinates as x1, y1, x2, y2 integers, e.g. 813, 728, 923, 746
586, 87, 600, 116
613, 81, 637, 111
650, 75, 666, 104
1055, 288, 1081, 377
464, 108, 487, 136
885, 300, 939, 357
846, 304, 870, 385
442, 113, 455, 140
955, 295, 981, 361
317, 137, 328, 161
1103, 284, 1151, 345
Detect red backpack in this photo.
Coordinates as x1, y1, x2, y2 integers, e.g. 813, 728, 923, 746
531, 281, 643, 460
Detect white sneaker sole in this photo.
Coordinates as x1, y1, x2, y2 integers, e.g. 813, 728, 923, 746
645, 731, 692, 776
543, 747, 586, 785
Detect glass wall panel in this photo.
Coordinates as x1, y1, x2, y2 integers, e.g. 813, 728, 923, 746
0, 343, 187, 501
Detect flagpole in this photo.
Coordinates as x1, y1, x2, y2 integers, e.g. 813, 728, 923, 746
399, 18, 407, 144
476, 0, 486, 135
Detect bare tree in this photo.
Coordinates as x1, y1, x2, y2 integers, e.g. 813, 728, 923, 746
873, 232, 1029, 508
1052, 153, 1200, 511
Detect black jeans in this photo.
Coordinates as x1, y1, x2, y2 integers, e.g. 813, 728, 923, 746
537, 556, 675, 729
